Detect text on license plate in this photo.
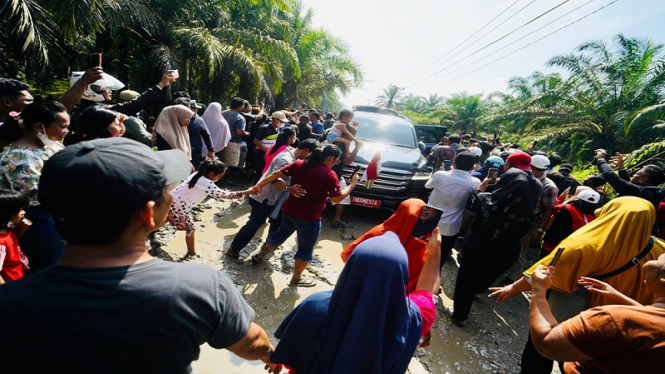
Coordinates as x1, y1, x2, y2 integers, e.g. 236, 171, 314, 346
350, 196, 381, 208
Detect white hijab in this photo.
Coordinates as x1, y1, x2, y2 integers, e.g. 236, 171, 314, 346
200, 102, 231, 157
152, 105, 193, 159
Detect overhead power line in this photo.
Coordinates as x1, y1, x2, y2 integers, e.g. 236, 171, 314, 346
402, 0, 523, 82
416, 0, 598, 89
424, 0, 620, 92
407, 0, 573, 88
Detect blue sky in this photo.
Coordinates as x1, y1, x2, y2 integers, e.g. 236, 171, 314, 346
301, 0, 664, 107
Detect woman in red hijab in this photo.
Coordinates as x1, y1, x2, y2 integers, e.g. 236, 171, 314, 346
341, 199, 433, 292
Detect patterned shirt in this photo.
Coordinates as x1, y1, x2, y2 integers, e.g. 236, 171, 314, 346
0, 144, 65, 206
536, 175, 559, 216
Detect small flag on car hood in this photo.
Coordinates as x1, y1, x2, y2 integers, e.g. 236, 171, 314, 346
360, 150, 382, 189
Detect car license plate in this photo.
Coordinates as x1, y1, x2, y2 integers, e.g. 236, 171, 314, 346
350, 196, 381, 208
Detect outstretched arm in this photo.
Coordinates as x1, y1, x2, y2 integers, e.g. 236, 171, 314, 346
529, 265, 593, 362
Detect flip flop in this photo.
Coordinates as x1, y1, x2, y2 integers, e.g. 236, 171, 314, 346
289, 277, 317, 287
452, 317, 468, 327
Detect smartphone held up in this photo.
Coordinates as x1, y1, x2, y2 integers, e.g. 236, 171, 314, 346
90, 53, 102, 69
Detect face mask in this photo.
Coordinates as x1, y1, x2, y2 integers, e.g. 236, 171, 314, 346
36, 125, 60, 148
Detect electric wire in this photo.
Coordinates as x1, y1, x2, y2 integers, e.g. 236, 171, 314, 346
414, 0, 597, 90
426, 0, 620, 91
406, 0, 573, 88
402, 0, 523, 82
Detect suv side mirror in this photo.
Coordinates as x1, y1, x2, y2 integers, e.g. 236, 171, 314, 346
418, 141, 426, 153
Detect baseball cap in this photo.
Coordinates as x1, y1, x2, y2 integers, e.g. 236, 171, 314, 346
531, 155, 550, 170
39, 138, 191, 226
484, 155, 505, 169
576, 189, 601, 204
506, 151, 532, 171
468, 146, 482, 157
559, 163, 573, 173
272, 111, 287, 123
189, 100, 202, 109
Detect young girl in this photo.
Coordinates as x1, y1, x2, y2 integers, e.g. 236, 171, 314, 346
169, 159, 251, 256
326, 109, 359, 155
0, 189, 31, 283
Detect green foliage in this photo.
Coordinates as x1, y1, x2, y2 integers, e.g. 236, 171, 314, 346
0, 0, 361, 110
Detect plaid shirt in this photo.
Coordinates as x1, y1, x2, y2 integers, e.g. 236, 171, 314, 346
536, 175, 559, 216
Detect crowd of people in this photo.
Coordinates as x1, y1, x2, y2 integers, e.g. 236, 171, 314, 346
0, 68, 664, 374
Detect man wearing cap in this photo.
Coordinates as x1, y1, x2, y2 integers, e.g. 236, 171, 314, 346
253, 112, 287, 178
506, 154, 558, 284
555, 163, 576, 194
117, 90, 152, 146
0, 138, 278, 373
505, 151, 543, 210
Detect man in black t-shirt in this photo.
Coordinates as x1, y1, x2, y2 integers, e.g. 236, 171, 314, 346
0, 138, 278, 374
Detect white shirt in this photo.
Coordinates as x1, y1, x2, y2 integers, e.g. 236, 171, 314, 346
425, 169, 481, 236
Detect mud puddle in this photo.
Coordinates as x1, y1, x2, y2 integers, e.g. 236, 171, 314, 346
152, 191, 552, 374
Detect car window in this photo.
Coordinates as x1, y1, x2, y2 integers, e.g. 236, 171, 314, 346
354, 116, 417, 148
415, 126, 445, 143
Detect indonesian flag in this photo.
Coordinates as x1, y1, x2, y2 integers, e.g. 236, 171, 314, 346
361, 151, 382, 189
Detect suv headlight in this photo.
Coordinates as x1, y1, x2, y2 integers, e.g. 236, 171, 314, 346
411, 171, 431, 180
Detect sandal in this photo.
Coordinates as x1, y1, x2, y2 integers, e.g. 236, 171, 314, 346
289, 277, 317, 287
452, 317, 467, 327
224, 248, 240, 259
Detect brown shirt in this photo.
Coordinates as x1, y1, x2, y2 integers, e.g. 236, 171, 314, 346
561, 304, 665, 374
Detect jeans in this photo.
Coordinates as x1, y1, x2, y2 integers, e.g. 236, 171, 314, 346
230, 198, 274, 254
20, 205, 65, 274
267, 214, 322, 261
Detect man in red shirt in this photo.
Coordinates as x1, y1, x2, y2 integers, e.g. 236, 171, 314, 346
0, 190, 31, 283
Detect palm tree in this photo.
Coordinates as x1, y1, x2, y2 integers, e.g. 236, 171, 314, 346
442, 92, 488, 135
487, 34, 665, 160
375, 84, 404, 108
274, 2, 363, 110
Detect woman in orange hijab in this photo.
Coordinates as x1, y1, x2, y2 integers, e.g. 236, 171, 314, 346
342, 199, 433, 292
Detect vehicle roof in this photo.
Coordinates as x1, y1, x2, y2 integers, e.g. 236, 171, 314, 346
352, 110, 414, 127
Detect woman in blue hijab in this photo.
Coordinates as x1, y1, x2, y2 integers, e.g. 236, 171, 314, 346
270, 231, 440, 374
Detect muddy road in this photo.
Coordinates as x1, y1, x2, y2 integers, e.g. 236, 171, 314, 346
150, 184, 554, 374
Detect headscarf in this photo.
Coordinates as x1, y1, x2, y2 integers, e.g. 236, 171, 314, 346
341, 198, 428, 291
152, 105, 193, 159
528, 196, 665, 307
200, 102, 231, 157
272, 232, 422, 374
470, 168, 536, 241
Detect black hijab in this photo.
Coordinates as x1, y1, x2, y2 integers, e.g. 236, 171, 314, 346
470, 168, 536, 241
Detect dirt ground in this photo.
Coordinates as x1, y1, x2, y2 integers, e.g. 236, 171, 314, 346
149, 177, 559, 374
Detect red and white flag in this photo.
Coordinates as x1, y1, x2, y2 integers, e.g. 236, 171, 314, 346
361, 151, 382, 189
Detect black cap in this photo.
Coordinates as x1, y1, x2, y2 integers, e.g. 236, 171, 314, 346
559, 163, 573, 172
39, 138, 191, 225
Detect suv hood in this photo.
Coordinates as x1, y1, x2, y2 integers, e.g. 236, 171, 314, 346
352, 141, 428, 171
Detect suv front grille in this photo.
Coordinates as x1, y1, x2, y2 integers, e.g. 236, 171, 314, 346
343, 165, 414, 192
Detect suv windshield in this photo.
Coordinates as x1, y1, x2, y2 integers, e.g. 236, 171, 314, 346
354, 115, 417, 148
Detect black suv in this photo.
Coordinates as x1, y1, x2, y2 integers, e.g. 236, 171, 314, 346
342, 110, 430, 210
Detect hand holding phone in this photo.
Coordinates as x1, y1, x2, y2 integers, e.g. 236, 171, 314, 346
569, 180, 580, 195
488, 168, 499, 183
351, 165, 362, 179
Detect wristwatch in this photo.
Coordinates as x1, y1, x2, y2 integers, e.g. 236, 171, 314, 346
283, 184, 289, 192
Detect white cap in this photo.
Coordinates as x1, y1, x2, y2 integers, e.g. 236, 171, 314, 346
531, 154, 550, 170
576, 189, 601, 204
468, 146, 482, 157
